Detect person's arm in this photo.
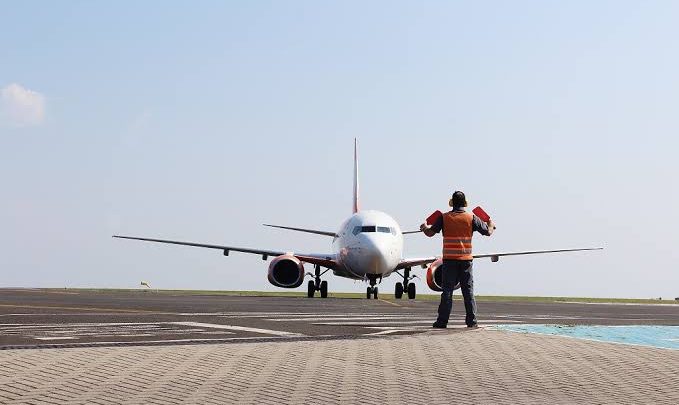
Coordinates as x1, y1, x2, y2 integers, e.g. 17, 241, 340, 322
420, 216, 443, 237
472, 214, 494, 236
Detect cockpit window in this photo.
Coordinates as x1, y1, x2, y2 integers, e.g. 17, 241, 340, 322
353, 226, 394, 235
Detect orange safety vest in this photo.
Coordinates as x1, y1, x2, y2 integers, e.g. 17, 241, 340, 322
442, 211, 473, 260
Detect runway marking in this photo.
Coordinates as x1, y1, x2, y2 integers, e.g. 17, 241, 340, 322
0, 304, 164, 314
173, 322, 304, 337
378, 299, 401, 307
110, 334, 155, 337
561, 301, 679, 307
33, 336, 77, 340
1, 336, 309, 349
0, 322, 169, 328
267, 316, 422, 322
311, 319, 523, 326
0, 322, 262, 341
217, 312, 414, 318
366, 329, 411, 336
313, 320, 432, 326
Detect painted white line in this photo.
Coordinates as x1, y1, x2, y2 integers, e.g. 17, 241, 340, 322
0, 313, 159, 317
0, 322, 168, 328
1, 322, 301, 338
33, 336, 77, 341
267, 316, 423, 322
312, 319, 523, 326
561, 302, 679, 307
366, 330, 412, 336
2, 336, 304, 348
313, 320, 433, 326
172, 322, 304, 337
486, 315, 584, 320
364, 322, 523, 331
218, 313, 413, 318
110, 334, 155, 337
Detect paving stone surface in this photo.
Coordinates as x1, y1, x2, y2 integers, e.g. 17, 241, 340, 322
1, 329, 678, 405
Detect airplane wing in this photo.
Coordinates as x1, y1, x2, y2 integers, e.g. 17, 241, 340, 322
473, 247, 603, 260
262, 224, 337, 237
395, 257, 438, 270
396, 247, 603, 270
112, 235, 338, 269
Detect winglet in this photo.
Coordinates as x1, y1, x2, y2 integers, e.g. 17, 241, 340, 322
353, 138, 360, 214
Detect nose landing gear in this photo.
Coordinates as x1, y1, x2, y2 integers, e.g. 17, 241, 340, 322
366, 275, 379, 299
394, 267, 417, 299
307, 265, 329, 298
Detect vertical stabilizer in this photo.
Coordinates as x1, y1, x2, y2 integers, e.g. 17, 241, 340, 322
353, 138, 360, 213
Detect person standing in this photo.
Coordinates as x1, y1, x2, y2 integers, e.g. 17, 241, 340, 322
420, 191, 494, 328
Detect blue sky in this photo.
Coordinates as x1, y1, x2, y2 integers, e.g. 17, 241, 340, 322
2, 1, 678, 298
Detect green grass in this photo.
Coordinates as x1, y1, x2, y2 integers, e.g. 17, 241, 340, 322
44, 288, 679, 304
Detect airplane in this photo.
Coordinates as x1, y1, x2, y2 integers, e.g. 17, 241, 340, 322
113, 139, 602, 300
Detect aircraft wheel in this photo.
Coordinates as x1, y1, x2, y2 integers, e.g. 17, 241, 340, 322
373, 287, 378, 300
366, 287, 372, 299
407, 282, 416, 299
395, 282, 403, 299
307, 280, 315, 298
320, 280, 328, 298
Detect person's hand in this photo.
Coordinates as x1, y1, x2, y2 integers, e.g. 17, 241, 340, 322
419, 223, 428, 232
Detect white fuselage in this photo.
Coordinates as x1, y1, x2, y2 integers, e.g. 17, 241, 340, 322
331, 210, 404, 280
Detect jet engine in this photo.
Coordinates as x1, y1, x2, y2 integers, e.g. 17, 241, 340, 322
426, 259, 461, 292
425, 259, 444, 292
267, 255, 305, 288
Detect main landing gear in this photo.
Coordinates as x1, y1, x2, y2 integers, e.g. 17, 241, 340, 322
307, 265, 329, 298
394, 267, 416, 299
366, 275, 379, 299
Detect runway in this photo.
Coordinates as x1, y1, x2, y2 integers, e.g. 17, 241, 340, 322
2, 289, 678, 404
1, 289, 678, 349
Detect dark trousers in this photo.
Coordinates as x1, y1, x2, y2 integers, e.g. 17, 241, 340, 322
435, 260, 477, 327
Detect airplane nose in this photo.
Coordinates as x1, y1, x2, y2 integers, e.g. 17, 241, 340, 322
355, 236, 389, 274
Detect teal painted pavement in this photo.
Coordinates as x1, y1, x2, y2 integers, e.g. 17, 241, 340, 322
494, 325, 679, 350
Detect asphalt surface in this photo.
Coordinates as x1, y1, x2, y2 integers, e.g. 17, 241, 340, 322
1, 288, 678, 349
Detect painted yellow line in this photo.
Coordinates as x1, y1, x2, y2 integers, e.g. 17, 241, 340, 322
0, 304, 164, 314
378, 299, 402, 307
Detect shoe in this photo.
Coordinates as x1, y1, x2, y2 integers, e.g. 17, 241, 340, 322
432, 322, 447, 329
467, 323, 478, 329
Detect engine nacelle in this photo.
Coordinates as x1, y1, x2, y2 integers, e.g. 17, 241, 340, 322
426, 259, 461, 291
426, 258, 444, 292
267, 255, 305, 288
